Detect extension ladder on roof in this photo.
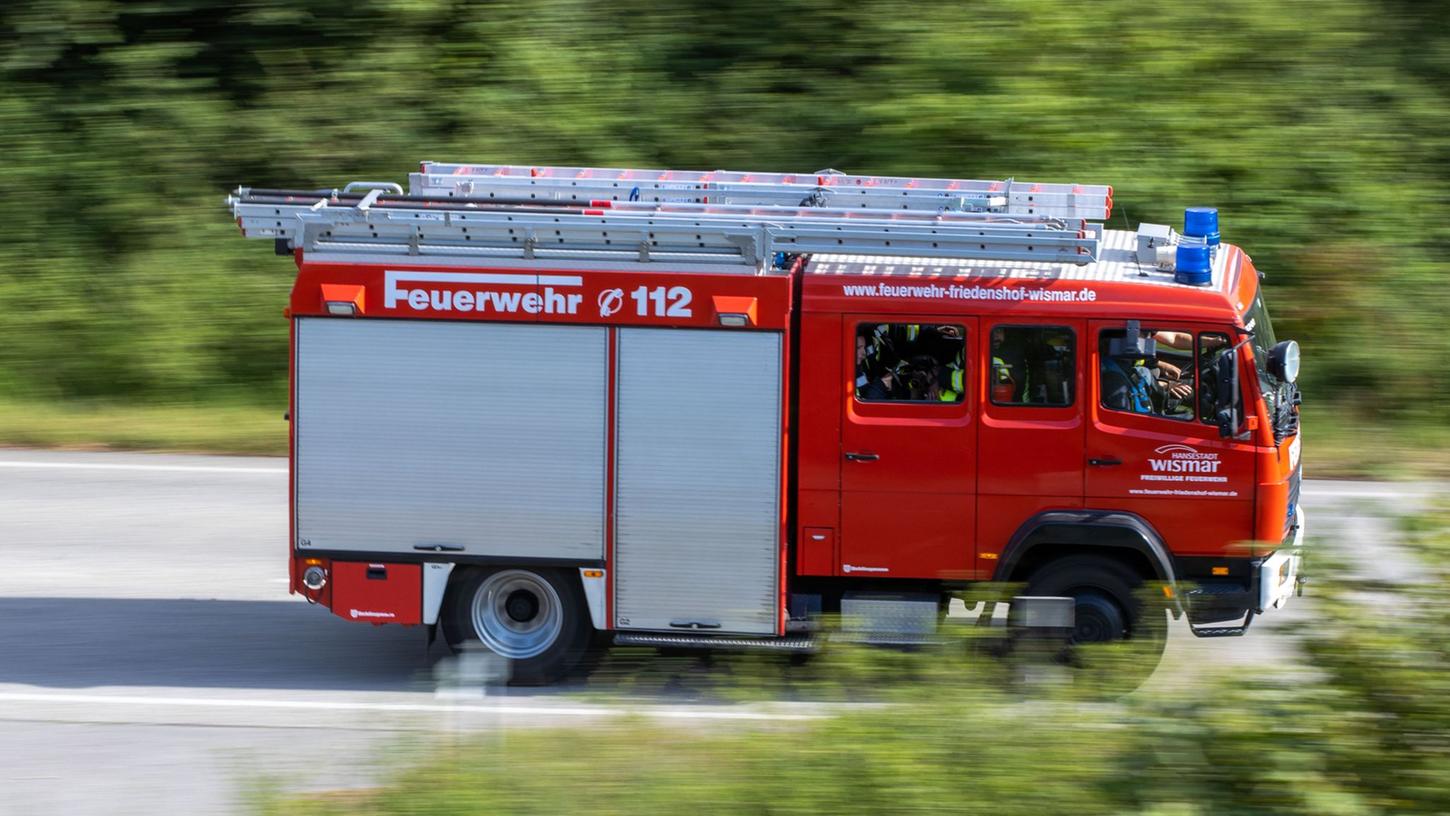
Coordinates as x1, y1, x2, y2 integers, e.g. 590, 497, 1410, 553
227, 165, 1108, 272
413, 161, 1113, 221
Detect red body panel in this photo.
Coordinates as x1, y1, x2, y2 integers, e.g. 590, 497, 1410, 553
975, 494, 1083, 570
796, 313, 843, 496
798, 524, 837, 576
803, 247, 1252, 326
291, 257, 792, 331
330, 562, 422, 625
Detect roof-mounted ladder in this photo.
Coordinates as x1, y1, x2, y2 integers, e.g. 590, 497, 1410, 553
227, 175, 1105, 271
413, 161, 1114, 221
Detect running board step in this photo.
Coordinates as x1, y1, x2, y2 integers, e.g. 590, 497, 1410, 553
1190, 609, 1256, 638
613, 632, 817, 652
1190, 626, 1249, 638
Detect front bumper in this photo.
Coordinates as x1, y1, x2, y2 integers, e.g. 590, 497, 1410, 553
1259, 507, 1305, 612
1181, 508, 1305, 636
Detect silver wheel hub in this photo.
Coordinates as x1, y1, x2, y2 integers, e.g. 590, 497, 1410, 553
469, 570, 563, 660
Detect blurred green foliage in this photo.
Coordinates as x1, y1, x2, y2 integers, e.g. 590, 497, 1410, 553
262, 507, 1450, 815
2, 0, 1447, 443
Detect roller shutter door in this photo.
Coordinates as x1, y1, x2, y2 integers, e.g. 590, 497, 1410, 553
613, 328, 782, 635
295, 318, 606, 560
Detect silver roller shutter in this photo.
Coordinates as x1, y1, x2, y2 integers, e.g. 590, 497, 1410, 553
296, 318, 606, 560
614, 328, 783, 635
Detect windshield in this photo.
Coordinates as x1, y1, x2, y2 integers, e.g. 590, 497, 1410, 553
1242, 289, 1300, 441
1243, 291, 1280, 396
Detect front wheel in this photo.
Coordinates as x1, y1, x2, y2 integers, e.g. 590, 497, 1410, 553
442, 567, 597, 686
1024, 555, 1168, 689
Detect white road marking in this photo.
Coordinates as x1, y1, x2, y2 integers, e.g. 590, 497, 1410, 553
0, 691, 818, 722
0, 461, 285, 475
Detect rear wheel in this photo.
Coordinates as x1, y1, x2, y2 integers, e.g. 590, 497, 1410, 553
442, 567, 597, 686
1024, 555, 1168, 686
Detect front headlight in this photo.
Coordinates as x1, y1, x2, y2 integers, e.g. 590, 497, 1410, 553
1269, 339, 1300, 384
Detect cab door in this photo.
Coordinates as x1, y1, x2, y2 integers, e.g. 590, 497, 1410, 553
974, 319, 1087, 574
839, 316, 977, 579
1084, 320, 1257, 557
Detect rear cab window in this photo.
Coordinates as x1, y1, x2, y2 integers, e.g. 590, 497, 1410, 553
988, 325, 1076, 407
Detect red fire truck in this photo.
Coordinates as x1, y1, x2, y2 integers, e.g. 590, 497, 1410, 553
228, 162, 1303, 684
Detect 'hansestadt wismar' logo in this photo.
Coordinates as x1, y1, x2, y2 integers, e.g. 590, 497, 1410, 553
1148, 444, 1221, 473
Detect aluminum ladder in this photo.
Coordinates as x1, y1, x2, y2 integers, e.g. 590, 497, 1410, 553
227, 181, 1103, 271
412, 161, 1113, 221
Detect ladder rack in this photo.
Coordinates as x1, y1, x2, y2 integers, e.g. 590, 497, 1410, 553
414, 161, 1113, 221
228, 175, 1105, 272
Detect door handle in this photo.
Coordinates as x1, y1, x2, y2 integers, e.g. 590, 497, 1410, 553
844, 452, 880, 462
1088, 457, 1123, 467
669, 619, 722, 630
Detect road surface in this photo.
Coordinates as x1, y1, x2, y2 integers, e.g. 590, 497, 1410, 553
0, 449, 1434, 814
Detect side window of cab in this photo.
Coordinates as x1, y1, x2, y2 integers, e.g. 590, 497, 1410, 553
988, 325, 1076, 407
1098, 326, 1233, 425
855, 323, 966, 404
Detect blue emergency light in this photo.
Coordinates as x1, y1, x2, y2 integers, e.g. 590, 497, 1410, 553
1183, 207, 1220, 247
1175, 244, 1213, 286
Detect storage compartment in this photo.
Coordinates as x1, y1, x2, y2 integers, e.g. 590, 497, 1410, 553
295, 318, 607, 559
798, 526, 836, 576
330, 562, 422, 625
613, 328, 783, 635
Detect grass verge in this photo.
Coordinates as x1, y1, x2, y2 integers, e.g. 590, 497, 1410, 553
0, 399, 286, 456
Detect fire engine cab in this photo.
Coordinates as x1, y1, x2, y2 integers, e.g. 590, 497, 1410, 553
227, 162, 1304, 684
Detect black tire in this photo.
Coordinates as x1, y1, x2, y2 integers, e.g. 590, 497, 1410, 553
441, 566, 598, 686
1024, 554, 1168, 681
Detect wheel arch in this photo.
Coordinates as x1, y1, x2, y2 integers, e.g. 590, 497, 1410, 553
995, 510, 1182, 613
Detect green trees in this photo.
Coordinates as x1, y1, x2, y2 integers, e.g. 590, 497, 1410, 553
2, 0, 1446, 442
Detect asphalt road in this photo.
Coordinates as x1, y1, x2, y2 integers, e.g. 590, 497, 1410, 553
0, 449, 1435, 814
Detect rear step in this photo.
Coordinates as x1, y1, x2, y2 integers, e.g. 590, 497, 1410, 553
613, 632, 818, 652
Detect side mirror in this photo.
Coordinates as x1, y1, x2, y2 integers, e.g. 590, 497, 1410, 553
1214, 351, 1240, 438
1268, 340, 1300, 384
